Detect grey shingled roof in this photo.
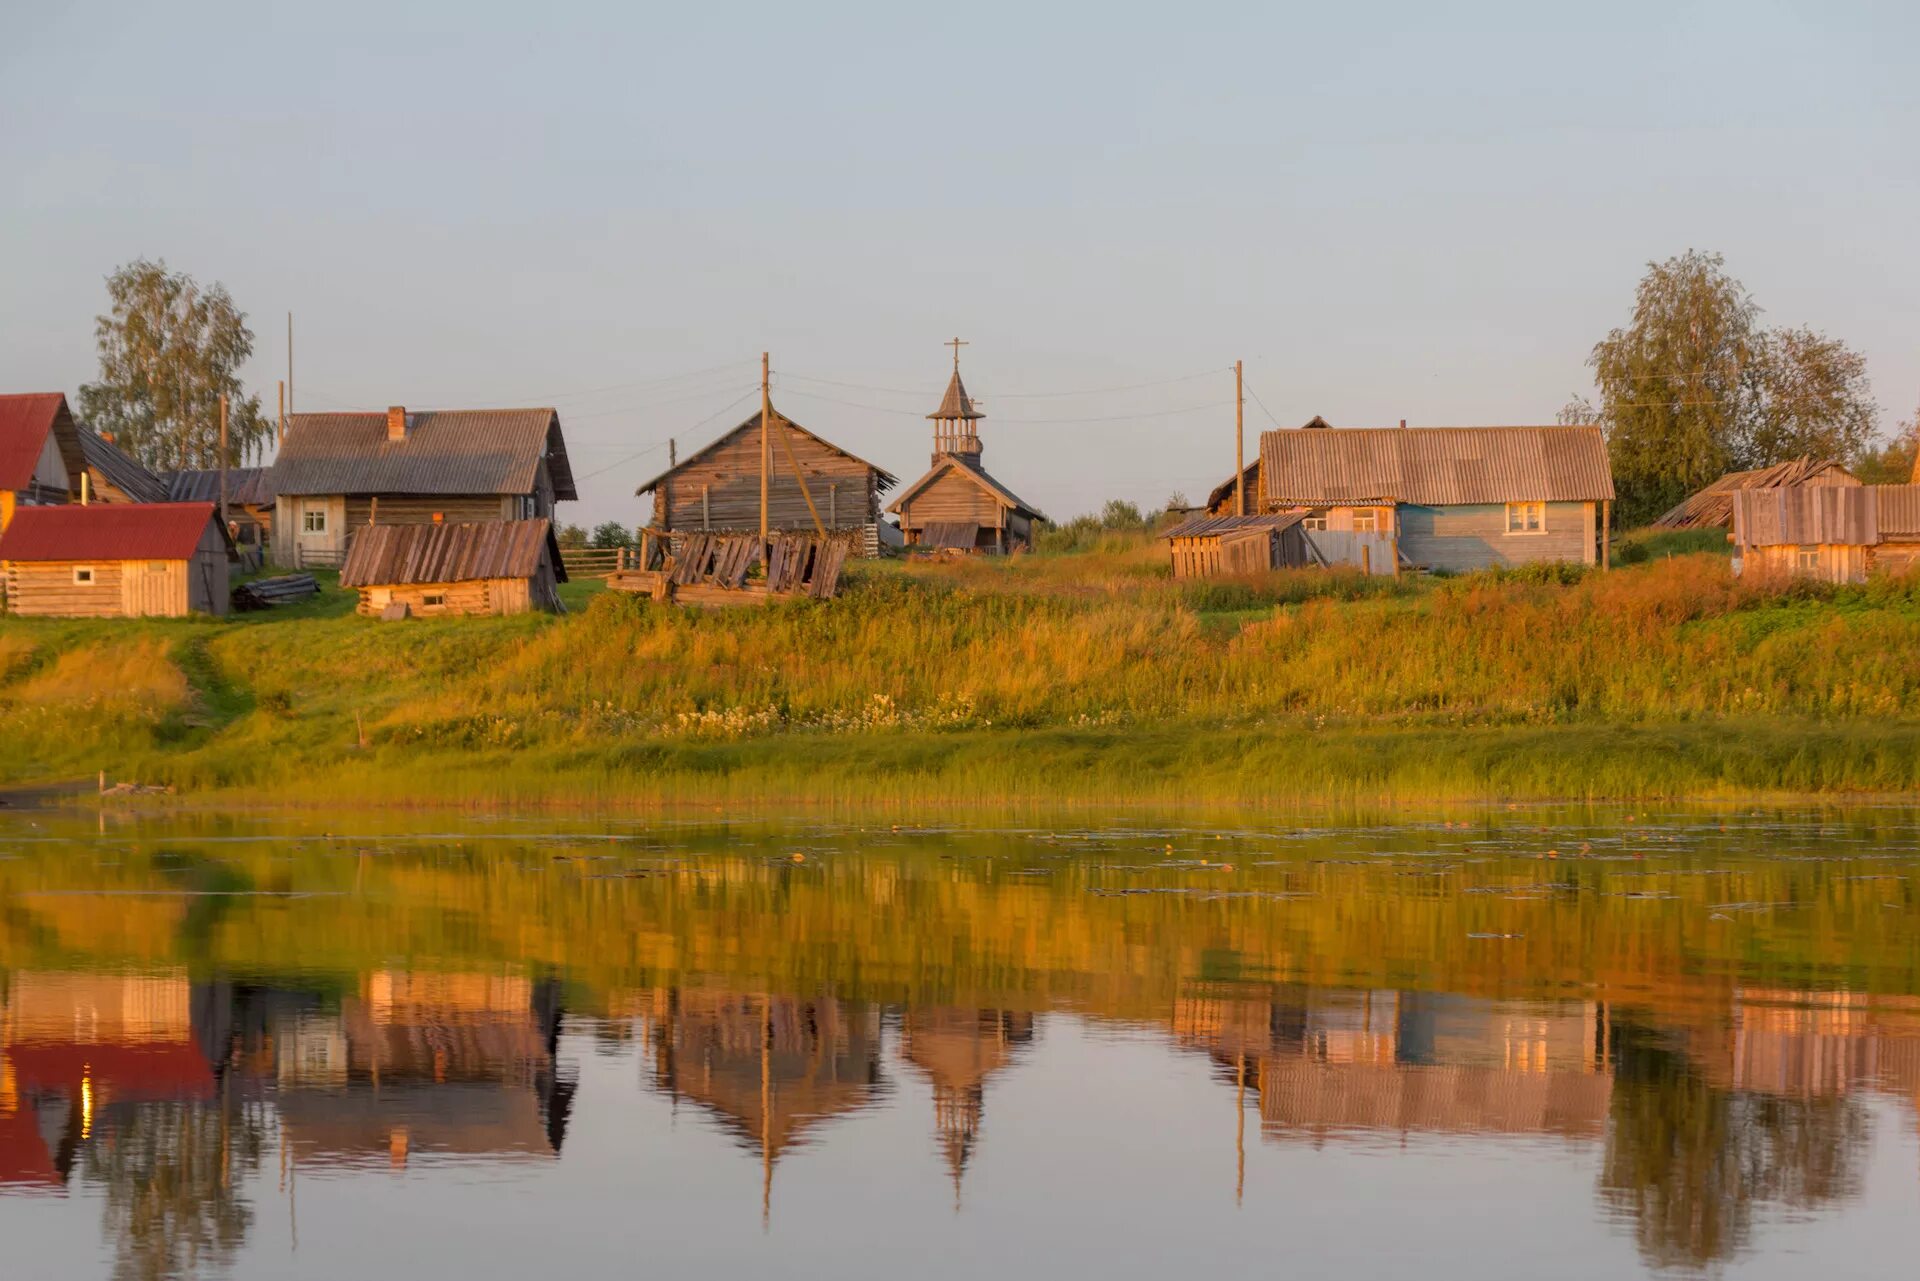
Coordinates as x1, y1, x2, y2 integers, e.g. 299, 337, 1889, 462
1259, 426, 1614, 507
635, 407, 897, 494
164, 466, 278, 507
76, 426, 169, 503
928, 371, 983, 421
274, 409, 576, 500
1161, 511, 1307, 540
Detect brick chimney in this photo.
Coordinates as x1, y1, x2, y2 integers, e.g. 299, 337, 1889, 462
387, 406, 408, 442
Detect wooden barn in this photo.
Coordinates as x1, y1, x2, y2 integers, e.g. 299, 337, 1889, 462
0, 393, 85, 531
1258, 423, 1615, 572
0, 502, 233, 618
887, 351, 1047, 554
270, 406, 575, 569
1731, 485, 1920, 583
164, 467, 278, 550
339, 518, 566, 618
1655, 457, 1858, 530
636, 405, 897, 556
1163, 512, 1311, 578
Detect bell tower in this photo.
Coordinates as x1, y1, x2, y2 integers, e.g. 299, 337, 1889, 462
928, 337, 985, 467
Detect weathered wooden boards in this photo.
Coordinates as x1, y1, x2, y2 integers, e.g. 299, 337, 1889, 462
232, 573, 319, 610
610, 532, 852, 606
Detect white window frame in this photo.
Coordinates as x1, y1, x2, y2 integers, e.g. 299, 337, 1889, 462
1302, 509, 1329, 532
302, 504, 329, 536
1795, 546, 1820, 574
1505, 501, 1546, 535
72, 566, 95, 585
1351, 507, 1378, 533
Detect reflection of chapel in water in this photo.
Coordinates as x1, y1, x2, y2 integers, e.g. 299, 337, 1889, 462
900, 1007, 1034, 1201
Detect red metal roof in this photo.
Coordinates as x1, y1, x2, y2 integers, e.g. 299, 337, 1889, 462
0, 502, 219, 562
0, 393, 71, 492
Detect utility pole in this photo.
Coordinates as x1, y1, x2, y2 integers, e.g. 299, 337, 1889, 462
1234, 360, 1246, 516
277, 380, 286, 449
218, 394, 230, 532
760, 352, 771, 603
286, 313, 294, 419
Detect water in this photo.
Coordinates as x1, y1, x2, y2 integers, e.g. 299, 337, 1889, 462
3, 805, 1919, 1279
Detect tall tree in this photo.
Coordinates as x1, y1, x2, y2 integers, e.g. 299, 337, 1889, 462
1853, 401, 1920, 484
1589, 251, 1757, 526
1587, 251, 1878, 525
77, 259, 271, 471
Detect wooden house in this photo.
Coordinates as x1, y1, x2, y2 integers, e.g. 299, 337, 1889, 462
0, 393, 85, 532
1163, 512, 1312, 578
339, 518, 566, 617
163, 467, 278, 550
1654, 457, 1859, 530
1731, 485, 1920, 583
1257, 423, 1615, 572
1204, 419, 1331, 515
887, 352, 1048, 553
74, 426, 169, 505
636, 406, 897, 556
269, 406, 576, 569
0, 502, 233, 617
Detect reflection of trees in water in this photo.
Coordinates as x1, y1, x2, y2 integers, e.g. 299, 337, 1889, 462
80, 1099, 267, 1281
1599, 1018, 1867, 1271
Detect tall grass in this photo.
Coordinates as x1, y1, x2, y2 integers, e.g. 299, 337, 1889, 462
3, 550, 1919, 803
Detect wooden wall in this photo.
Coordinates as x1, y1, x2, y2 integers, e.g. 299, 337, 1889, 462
898, 469, 1004, 532
1168, 527, 1308, 578
186, 521, 230, 614
3, 559, 195, 617
357, 576, 552, 618
276, 493, 544, 568
1395, 501, 1596, 571
653, 427, 878, 534
1873, 542, 1920, 576
1741, 544, 1869, 584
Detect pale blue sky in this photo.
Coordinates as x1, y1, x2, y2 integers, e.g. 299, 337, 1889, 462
3, 1, 1915, 524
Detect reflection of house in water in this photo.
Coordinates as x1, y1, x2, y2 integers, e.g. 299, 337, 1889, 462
1686, 989, 1920, 1106
899, 1008, 1034, 1201
1175, 989, 1613, 1140
267, 971, 575, 1168
0, 972, 215, 1191
631, 987, 887, 1216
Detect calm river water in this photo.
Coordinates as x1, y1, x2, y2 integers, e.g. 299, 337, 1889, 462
2, 805, 1918, 1279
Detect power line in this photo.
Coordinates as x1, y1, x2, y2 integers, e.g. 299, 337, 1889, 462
573, 388, 760, 482
773, 382, 1232, 425
1240, 377, 1284, 429
776, 366, 1228, 401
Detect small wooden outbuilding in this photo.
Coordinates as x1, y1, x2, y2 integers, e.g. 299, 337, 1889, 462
0, 502, 233, 617
1732, 485, 1920, 583
1163, 512, 1311, 578
1655, 457, 1858, 530
339, 518, 566, 617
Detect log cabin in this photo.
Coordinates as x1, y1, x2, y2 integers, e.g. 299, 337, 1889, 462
887, 351, 1047, 554
636, 406, 897, 556
0, 502, 234, 617
269, 406, 576, 569
0, 393, 85, 533
339, 518, 566, 617
1731, 484, 1920, 583
1257, 422, 1616, 572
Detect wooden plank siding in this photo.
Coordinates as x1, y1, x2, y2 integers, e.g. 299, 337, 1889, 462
356, 578, 543, 618
2, 538, 226, 618
1741, 544, 1870, 584
651, 427, 879, 534
1394, 501, 1598, 571
275, 493, 542, 569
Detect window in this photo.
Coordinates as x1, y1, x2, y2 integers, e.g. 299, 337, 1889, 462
147, 562, 168, 572
423, 593, 447, 607
1796, 547, 1820, 573
302, 506, 328, 536
1302, 509, 1329, 532
73, 566, 94, 585
1352, 508, 1378, 533
1506, 502, 1545, 534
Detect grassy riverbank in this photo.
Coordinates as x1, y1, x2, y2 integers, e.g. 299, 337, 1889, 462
3, 540, 1919, 806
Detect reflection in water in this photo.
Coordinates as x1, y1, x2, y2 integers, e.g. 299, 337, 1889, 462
3, 809, 1920, 1277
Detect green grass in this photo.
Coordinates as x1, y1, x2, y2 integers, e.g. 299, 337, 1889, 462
4, 540, 1920, 806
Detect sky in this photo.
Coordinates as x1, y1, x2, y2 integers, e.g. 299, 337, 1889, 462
2, 1, 1916, 526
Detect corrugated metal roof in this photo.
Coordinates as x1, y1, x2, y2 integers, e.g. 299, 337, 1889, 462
1872, 485, 1920, 540
0, 393, 78, 493
1259, 426, 1614, 506
636, 406, 898, 494
0, 501, 218, 562
1731, 486, 1878, 547
77, 426, 169, 504
339, 518, 564, 587
1654, 458, 1857, 529
273, 410, 576, 500
887, 455, 1048, 522
164, 467, 277, 506
1161, 511, 1307, 540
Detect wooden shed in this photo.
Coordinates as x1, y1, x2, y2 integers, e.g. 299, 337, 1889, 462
164, 467, 278, 549
1163, 512, 1311, 578
1654, 457, 1858, 530
888, 355, 1048, 554
339, 518, 566, 617
0, 502, 233, 617
1732, 485, 1920, 583
636, 405, 896, 556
